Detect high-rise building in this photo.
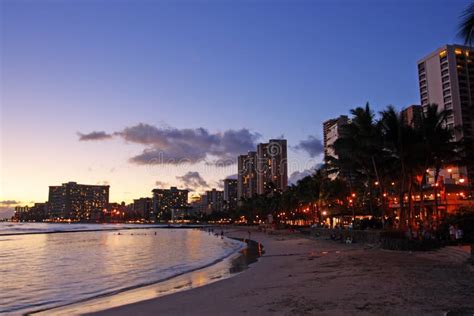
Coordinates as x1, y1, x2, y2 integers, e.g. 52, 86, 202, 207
417, 44, 474, 185
256, 139, 288, 195
237, 151, 257, 200
323, 116, 350, 179
223, 178, 238, 212
323, 115, 349, 162
401, 104, 423, 128
48, 182, 109, 220
205, 189, 224, 213
152, 187, 189, 220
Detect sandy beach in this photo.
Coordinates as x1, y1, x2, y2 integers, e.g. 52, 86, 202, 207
88, 227, 474, 316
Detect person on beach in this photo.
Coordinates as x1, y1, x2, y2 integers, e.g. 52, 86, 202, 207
455, 227, 463, 242
449, 224, 456, 241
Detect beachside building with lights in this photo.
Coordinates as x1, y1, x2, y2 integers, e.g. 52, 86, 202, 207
48, 182, 109, 221
417, 44, 474, 187
152, 187, 189, 220
256, 139, 288, 195
223, 178, 238, 212
237, 151, 257, 201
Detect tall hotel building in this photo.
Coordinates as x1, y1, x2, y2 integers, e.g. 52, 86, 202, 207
323, 115, 349, 161
256, 139, 288, 195
48, 182, 109, 220
152, 187, 189, 220
223, 178, 238, 211
418, 44, 474, 185
323, 116, 349, 179
237, 151, 257, 200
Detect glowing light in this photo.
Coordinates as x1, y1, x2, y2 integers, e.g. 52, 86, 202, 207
459, 178, 465, 183
322, 211, 327, 216
447, 168, 452, 173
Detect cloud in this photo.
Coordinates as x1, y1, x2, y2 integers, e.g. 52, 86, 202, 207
0, 200, 20, 206
295, 136, 324, 157
96, 181, 109, 185
176, 172, 209, 191
79, 123, 260, 165
78, 131, 113, 141
289, 170, 314, 185
154, 180, 168, 188
288, 163, 324, 185
0, 201, 21, 220
0, 207, 15, 219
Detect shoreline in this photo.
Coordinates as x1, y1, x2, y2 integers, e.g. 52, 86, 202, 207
0, 223, 210, 236
91, 226, 474, 316
32, 233, 260, 316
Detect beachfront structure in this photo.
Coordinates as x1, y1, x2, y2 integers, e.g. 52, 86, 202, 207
323, 115, 349, 179
256, 139, 288, 195
418, 44, 474, 186
237, 151, 257, 201
152, 187, 189, 220
132, 197, 153, 220
223, 178, 238, 212
48, 182, 109, 220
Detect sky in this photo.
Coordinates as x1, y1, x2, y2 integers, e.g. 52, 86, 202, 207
0, 0, 471, 217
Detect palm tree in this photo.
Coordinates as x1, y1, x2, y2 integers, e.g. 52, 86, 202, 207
419, 104, 455, 221
458, 3, 474, 46
379, 106, 417, 228
333, 103, 383, 217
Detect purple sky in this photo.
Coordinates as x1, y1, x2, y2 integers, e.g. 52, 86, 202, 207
0, 0, 470, 217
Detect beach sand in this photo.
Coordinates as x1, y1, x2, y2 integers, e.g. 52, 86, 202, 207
92, 227, 474, 316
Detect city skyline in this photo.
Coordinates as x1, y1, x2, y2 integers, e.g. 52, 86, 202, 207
1, 0, 471, 217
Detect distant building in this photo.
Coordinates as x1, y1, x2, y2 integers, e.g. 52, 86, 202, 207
256, 139, 288, 195
48, 182, 109, 221
132, 197, 153, 220
323, 115, 349, 162
191, 194, 208, 215
152, 187, 189, 220
401, 104, 423, 128
418, 44, 474, 185
206, 189, 224, 213
323, 116, 350, 180
223, 178, 238, 212
237, 151, 257, 201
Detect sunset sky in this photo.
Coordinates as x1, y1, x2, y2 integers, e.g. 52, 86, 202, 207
0, 0, 470, 217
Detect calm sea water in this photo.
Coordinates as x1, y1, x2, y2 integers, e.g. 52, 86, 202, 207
0, 223, 244, 314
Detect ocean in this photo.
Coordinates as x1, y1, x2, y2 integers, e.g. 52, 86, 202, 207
0, 223, 245, 314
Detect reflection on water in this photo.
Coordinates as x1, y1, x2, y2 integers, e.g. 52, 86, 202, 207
39, 238, 264, 316
229, 239, 265, 274
0, 227, 244, 315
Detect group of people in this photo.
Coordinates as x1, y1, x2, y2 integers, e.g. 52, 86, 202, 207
206, 227, 225, 239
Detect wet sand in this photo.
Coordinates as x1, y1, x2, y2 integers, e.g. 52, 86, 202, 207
93, 227, 474, 315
